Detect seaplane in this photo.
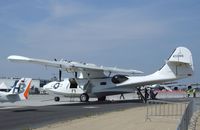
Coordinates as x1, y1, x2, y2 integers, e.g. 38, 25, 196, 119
0, 78, 32, 102
7, 47, 194, 102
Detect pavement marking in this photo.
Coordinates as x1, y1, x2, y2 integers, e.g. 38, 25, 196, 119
0, 106, 23, 110
83, 106, 99, 109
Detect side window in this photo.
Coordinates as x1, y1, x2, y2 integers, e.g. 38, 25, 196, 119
100, 82, 107, 85
69, 78, 78, 88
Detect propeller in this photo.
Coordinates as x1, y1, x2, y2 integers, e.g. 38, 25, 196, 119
59, 69, 62, 81
75, 72, 78, 78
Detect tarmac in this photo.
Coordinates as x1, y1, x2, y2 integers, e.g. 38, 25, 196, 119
0, 94, 146, 130
35, 106, 180, 130
0, 92, 199, 130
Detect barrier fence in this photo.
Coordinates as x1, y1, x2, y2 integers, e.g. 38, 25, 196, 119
146, 100, 188, 121
177, 98, 200, 130
145, 98, 200, 130
176, 101, 193, 130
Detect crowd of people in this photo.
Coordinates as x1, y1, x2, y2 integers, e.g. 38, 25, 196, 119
119, 85, 197, 103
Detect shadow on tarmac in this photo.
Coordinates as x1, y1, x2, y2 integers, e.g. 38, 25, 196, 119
52, 99, 144, 107
13, 109, 38, 112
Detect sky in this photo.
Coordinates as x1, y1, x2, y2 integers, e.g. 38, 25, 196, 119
0, 0, 199, 84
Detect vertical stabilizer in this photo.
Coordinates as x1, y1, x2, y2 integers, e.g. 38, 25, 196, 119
9, 78, 32, 100
159, 47, 194, 79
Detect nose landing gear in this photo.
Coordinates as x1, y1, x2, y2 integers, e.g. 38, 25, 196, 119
54, 96, 60, 102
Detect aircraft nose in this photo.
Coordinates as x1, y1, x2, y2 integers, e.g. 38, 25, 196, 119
43, 84, 52, 90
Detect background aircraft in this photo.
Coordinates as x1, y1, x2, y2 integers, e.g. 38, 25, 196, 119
0, 78, 32, 102
8, 47, 194, 102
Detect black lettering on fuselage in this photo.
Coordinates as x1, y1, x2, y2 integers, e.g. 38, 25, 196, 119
53, 83, 60, 89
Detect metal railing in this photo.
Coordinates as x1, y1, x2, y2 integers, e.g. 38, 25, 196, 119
189, 110, 200, 130
176, 101, 193, 130
146, 100, 188, 121
146, 98, 200, 130
177, 98, 200, 130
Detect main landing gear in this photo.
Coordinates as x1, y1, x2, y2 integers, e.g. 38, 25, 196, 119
98, 96, 106, 101
80, 93, 89, 102
79, 93, 106, 102
137, 87, 148, 103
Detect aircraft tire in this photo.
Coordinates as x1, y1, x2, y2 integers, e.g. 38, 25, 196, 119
80, 93, 89, 102
54, 97, 60, 102
98, 96, 106, 101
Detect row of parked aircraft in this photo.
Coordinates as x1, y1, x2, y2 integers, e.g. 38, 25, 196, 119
0, 47, 194, 102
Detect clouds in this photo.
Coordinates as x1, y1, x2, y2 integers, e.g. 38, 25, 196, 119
15, 0, 171, 58
48, 1, 89, 18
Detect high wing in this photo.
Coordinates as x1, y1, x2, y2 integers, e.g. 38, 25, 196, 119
8, 55, 143, 79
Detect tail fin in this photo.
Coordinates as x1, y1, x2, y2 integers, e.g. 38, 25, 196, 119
9, 78, 32, 100
159, 47, 194, 79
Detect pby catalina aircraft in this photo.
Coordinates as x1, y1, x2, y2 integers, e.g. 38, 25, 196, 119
7, 47, 194, 102
0, 78, 32, 102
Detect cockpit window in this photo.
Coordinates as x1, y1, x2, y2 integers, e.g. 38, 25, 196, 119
111, 75, 128, 84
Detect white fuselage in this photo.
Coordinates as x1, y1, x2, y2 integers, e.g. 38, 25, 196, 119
43, 68, 190, 99
43, 77, 136, 98
43, 79, 84, 97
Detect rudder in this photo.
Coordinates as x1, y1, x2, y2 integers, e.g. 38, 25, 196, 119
20, 78, 32, 100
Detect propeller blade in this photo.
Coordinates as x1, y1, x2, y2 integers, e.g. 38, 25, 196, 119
59, 69, 62, 81
75, 72, 78, 78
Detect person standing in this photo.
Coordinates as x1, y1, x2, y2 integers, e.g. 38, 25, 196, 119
144, 88, 149, 103
120, 93, 125, 100
193, 88, 196, 98
187, 86, 192, 97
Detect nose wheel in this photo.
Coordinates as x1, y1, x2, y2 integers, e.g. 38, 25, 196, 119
80, 93, 89, 102
54, 96, 60, 102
